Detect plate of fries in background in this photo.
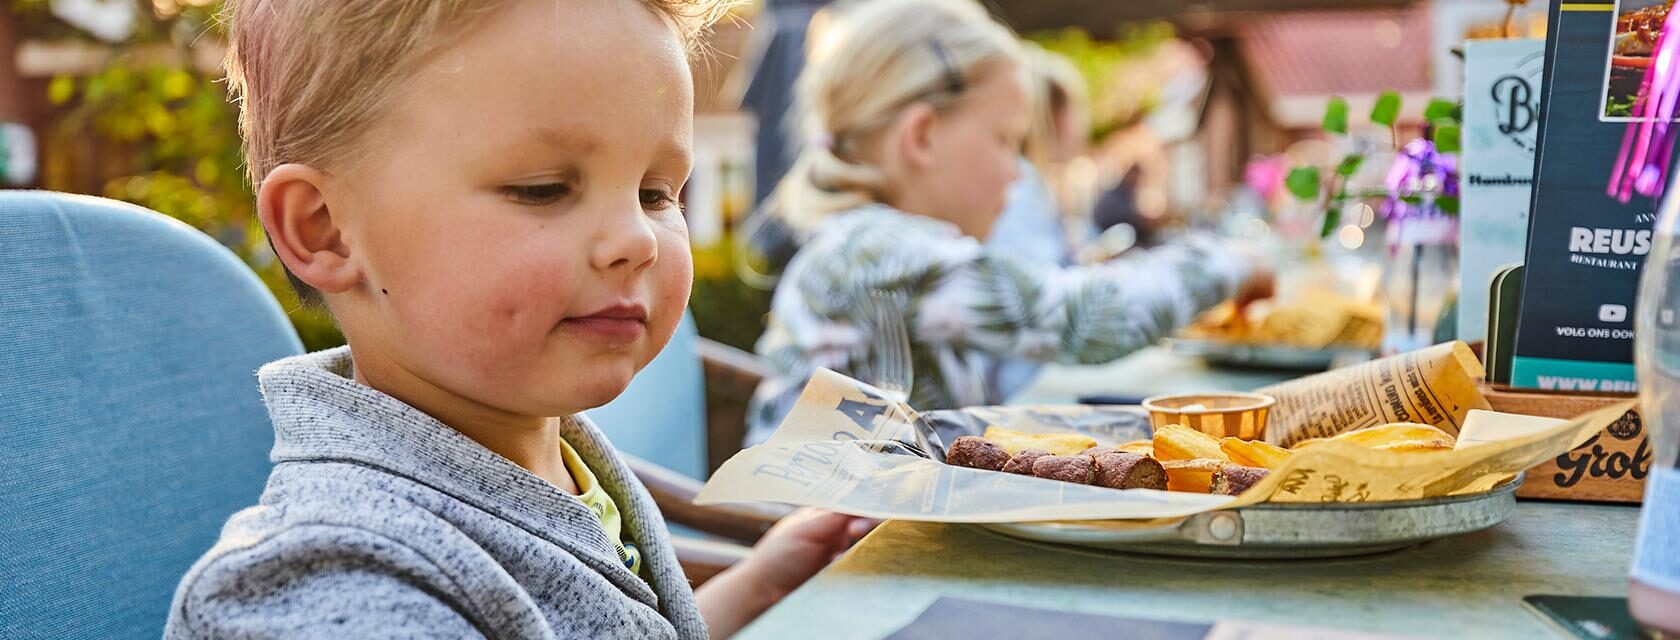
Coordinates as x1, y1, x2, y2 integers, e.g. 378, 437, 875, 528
1172, 291, 1383, 370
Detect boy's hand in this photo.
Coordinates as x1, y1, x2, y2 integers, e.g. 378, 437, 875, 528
744, 509, 878, 601
696, 509, 878, 638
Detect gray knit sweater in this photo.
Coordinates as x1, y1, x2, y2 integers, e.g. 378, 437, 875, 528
164, 347, 707, 639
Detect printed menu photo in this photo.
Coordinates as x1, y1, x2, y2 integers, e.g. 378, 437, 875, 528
1511, 0, 1678, 391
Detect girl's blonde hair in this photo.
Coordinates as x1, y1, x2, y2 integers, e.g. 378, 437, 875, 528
222, 0, 731, 304
1022, 44, 1088, 171
769, 0, 1025, 231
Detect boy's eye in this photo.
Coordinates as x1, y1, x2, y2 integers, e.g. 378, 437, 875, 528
640, 188, 680, 212
502, 183, 572, 205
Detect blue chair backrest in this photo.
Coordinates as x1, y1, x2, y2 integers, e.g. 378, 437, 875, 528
588, 311, 707, 480
0, 192, 304, 639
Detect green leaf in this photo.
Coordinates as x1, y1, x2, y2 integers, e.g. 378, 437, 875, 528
1323, 97, 1349, 134
162, 70, 195, 101
1371, 90, 1402, 127
1424, 98, 1457, 123
1319, 203, 1343, 238
1285, 166, 1322, 201
47, 76, 75, 105
1335, 154, 1365, 177
1432, 123, 1462, 153
1437, 196, 1460, 216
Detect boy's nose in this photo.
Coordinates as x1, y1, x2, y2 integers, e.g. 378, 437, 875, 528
590, 206, 659, 273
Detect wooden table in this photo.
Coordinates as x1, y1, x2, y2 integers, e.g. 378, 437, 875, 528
737, 501, 1640, 639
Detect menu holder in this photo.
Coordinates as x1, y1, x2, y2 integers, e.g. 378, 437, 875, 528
1484, 262, 1646, 502
1480, 385, 1645, 502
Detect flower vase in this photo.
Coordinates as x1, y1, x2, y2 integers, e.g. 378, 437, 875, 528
1381, 216, 1459, 355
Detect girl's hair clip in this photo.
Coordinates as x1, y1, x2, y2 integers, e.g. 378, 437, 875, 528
928, 40, 965, 95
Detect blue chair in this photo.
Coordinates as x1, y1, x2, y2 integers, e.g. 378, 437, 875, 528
0, 192, 304, 639
590, 311, 792, 583
589, 312, 708, 480
0, 191, 778, 600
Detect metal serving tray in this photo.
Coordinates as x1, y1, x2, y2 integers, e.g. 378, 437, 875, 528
1168, 338, 1375, 372
979, 476, 1521, 559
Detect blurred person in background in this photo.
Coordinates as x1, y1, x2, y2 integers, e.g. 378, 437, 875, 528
733, 1, 836, 285
743, 0, 1271, 445
741, 0, 834, 209
1091, 125, 1173, 250
981, 44, 1091, 401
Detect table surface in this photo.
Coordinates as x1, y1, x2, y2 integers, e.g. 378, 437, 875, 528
738, 501, 1640, 639
1010, 345, 1304, 405
738, 348, 1642, 640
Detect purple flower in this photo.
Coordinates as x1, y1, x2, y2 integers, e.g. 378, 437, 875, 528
1382, 138, 1458, 221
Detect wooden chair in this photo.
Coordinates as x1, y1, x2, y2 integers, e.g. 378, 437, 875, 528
627, 448, 791, 584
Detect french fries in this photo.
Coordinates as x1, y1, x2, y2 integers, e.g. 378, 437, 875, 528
982, 426, 1097, 456
1369, 439, 1455, 452
1330, 423, 1454, 447
1163, 459, 1223, 493
1116, 440, 1155, 457
1292, 423, 1457, 453
1152, 425, 1228, 462
1220, 438, 1292, 469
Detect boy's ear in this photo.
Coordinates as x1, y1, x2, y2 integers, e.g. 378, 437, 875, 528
895, 103, 939, 169
256, 164, 361, 296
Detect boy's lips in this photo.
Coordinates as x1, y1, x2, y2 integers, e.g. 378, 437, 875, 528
559, 303, 648, 343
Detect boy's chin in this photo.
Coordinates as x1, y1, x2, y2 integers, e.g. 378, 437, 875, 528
554, 367, 638, 413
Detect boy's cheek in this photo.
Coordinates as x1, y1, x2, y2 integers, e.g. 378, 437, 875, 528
406, 265, 571, 345
662, 264, 695, 314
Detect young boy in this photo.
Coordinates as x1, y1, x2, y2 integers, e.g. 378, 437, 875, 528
165, 1, 870, 638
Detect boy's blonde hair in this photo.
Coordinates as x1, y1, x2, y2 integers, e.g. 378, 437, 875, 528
223, 0, 731, 305
769, 0, 1025, 231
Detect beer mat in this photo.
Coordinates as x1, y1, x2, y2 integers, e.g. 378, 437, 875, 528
1521, 595, 1651, 640
1486, 265, 1523, 385
885, 598, 1417, 639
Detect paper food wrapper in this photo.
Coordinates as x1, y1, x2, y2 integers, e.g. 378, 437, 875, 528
696, 342, 1633, 522
1258, 341, 1491, 447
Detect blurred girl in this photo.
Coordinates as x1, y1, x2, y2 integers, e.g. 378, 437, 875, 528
746, 0, 1269, 444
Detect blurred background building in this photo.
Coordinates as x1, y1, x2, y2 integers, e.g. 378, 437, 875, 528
0, 0, 1545, 352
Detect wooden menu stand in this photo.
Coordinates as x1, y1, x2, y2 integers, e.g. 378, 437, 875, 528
1480, 383, 1648, 503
